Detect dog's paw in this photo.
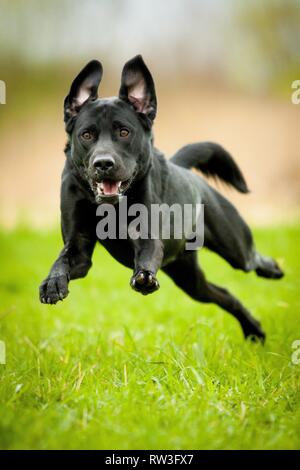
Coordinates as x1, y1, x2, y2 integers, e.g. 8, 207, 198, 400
130, 270, 160, 295
244, 321, 266, 343
256, 257, 284, 280
39, 274, 69, 304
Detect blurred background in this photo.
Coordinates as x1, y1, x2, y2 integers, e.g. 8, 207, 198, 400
0, 0, 299, 227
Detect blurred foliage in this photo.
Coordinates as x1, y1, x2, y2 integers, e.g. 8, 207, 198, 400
0, 0, 299, 97
235, 0, 300, 93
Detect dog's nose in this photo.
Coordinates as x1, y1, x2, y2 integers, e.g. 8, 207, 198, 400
93, 155, 115, 172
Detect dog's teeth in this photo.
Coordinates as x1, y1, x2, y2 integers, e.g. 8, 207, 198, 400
96, 182, 104, 195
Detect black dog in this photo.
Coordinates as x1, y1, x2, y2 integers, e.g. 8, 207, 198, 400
39, 55, 284, 341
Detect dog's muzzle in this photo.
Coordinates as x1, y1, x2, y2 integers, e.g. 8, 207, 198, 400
88, 156, 136, 203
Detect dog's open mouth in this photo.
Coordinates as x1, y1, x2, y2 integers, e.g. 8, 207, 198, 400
92, 178, 132, 200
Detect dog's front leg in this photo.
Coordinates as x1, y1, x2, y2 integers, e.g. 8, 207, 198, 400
39, 246, 71, 304
39, 168, 97, 304
130, 238, 164, 295
39, 235, 95, 304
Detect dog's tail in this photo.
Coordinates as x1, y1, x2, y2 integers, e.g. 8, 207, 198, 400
170, 142, 249, 193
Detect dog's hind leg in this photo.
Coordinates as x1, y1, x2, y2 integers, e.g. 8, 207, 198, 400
254, 252, 284, 279
163, 252, 266, 341
204, 191, 284, 280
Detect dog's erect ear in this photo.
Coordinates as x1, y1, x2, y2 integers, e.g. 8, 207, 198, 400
64, 60, 103, 122
119, 55, 157, 124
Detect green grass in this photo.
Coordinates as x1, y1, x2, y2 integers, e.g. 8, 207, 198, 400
0, 224, 299, 450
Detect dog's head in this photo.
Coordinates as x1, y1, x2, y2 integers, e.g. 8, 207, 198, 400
64, 55, 157, 204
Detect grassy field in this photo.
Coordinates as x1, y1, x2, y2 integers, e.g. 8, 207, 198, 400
0, 224, 299, 450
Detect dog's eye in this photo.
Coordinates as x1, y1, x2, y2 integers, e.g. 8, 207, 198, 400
119, 128, 130, 138
81, 131, 94, 141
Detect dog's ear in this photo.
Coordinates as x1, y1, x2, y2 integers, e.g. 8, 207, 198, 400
64, 60, 103, 122
119, 55, 157, 125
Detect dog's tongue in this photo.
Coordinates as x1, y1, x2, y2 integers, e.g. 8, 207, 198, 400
103, 180, 120, 195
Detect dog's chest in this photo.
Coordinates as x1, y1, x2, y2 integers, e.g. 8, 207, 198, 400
99, 238, 135, 269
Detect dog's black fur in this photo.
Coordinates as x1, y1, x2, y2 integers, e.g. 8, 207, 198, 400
39, 55, 284, 341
